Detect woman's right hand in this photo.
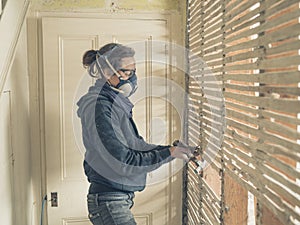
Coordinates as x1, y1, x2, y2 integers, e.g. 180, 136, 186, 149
169, 146, 194, 162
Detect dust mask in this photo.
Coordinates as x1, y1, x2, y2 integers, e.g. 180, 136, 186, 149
116, 73, 138, 97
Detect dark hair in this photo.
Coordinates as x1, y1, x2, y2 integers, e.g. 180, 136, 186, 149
82, 43, 135, 78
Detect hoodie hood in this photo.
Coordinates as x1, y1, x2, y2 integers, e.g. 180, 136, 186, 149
77, 79, 134, 119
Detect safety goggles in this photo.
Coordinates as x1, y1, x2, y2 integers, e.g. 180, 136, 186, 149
119, 68, 136, 78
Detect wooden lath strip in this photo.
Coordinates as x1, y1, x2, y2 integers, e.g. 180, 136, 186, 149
189, 39, 202, 52
266, 39, 300, 55
187, 0, 300, 224
202, 103, 224, 116
188, 164, 201, 183
227, 126, 300, 162
260, 110, 300, 126
202, 2, 223, 28
226, 108, 259, 124
201, 112, 224, 129
223, 0, 244, 14
203, 51, 223, 62
226, 5, 300, 40
224, 38, 260, 53
203, 17, 223, 35
265, 0, 300, 18
257, 151, 300, 186
260, 120, 300, 140
224, 0, 259, 23
226, 119, 300, 153
190, 82, 223, 89
202, 179, 222, 207
224, 48, 264, 63
186, 194, 201, 224
223, 55, 300, 71
189, 56, 207, 67
202, 37, 223, 51
203, 27, 223, 46
189, 94, 223, 108
187, 183, 201, 202
187, 0, 197, 8
201, 129, 224, 149
201, 203, 220, 225
187, 97, 201, 107
188, 1, 202, 22
225, 22, 300, 47
225, 101, 259, 115
188, 129, 201, 144
187, 166, 202, 224
206, 60, 224, 69
224, 148, 300, 221
187, 120, 201, 133
203, 0, 222, 15
225, 14, 263, 38
186, 190, 200, 209
203, 44, 224, 55
224, 168, 293, 225
189, 23, 202, 40
225, 83, 300, 96
224, 157, 300, 224
188, 11, 201, 27
189, 27, 201, 42
264, 10, 300, 32
187, 110, 200, 122
190, 74, 223, 82
186, 210, 199, 225
224, 71, 300, 84
188, 126, 201, 142
198, 88, 224, 99
201, 200, 221, 224
223, 136, 254, 158
225, 5, 261, 30
224, 92, 300, 113
189, 19, 202, 35
227, 109, 300, 139
259, 55, 300, 69
223, 153, 284, 211
224, 135, 300, 189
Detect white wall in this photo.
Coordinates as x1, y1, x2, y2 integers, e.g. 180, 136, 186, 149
0, 0, 187, 224
0, 0, 29, 93
0, 1, 34, 225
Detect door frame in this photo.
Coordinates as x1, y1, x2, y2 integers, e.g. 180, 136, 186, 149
28, 10, 184, 225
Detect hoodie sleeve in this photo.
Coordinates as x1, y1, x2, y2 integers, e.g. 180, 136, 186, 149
94, 100, 172, 171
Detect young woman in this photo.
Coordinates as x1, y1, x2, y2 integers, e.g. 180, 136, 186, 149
77, 43, 192, 225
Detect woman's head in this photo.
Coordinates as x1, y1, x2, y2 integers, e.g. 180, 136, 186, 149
82, 43, 135, 79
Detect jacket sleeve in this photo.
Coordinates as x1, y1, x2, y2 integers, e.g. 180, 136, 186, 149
94, 101, 172, 171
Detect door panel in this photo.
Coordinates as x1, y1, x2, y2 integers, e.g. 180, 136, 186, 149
0, 91, 15, 225
42, 16, 181, 225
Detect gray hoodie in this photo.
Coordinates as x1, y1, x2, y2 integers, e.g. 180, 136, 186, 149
77, 79, 172, 192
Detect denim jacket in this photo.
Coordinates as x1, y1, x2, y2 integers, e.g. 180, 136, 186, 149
77, 80, 172, 192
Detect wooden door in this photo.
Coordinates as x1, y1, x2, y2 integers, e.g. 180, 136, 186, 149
42, 15, 183, 225
0, 90, 15, 225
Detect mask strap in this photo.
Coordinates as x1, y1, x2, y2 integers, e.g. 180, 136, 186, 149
109, 85, 125, 94
104, 56, 122, 78
95, 52, 106, 78
100, 55, 124, 94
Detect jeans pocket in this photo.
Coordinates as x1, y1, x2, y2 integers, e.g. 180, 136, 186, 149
105, 200, 136, 224
89, 213, 100, 222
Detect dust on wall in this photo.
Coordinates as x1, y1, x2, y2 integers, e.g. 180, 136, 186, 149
31, 0, 183, 11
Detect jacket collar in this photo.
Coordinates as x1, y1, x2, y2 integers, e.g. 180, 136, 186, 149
96, 79, 134, 118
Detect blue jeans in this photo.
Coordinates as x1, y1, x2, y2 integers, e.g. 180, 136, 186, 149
87, 192, 137, 225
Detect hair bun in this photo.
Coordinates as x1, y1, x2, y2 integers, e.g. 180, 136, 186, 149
82, 50, 98, 67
